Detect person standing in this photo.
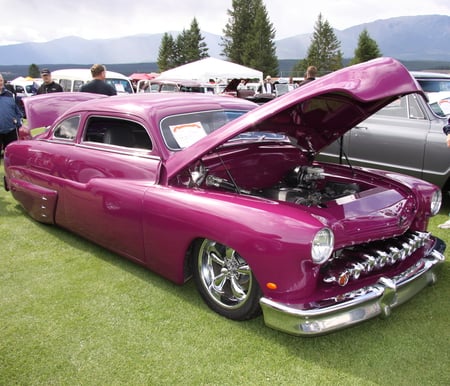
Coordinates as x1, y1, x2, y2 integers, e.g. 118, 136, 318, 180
258, 76, 274, 94
79, 64, 117, 96
438, 121, 450, 229
444, 121, 450, 148
298, 66, 318, 87
0, 73, 23, 155
36, 68, 63, 94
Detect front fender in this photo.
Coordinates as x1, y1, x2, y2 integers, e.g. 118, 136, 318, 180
141, 186, 325, 292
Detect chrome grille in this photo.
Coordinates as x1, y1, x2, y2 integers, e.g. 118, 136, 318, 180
323, 231, 430, 286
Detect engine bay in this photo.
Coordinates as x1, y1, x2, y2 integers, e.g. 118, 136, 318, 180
181, 160, 363, 208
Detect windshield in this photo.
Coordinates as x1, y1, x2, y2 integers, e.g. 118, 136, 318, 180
417, 79, 450, 93
106, 78, 133, 94
161, 110, 247, 150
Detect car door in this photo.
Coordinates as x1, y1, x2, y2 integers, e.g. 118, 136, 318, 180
319, 94, 429, 180
60, 115, 162, 263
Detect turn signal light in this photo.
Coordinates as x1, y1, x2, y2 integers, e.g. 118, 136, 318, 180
266, 282, 278, 290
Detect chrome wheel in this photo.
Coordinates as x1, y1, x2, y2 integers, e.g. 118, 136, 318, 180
193, 239, 261, 320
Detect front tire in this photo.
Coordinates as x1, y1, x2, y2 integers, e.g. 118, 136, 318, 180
193, 238, 262, 321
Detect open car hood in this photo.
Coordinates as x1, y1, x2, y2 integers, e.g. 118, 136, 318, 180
165, 57, 424, 179
23, 92, 107, 130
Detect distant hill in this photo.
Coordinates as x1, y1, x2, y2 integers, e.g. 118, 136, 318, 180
276, 15, 450, 61
0, 14, 449, 69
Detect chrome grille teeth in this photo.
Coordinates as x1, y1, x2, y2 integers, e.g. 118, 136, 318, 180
388, 247, 401, 264
375, 250, 389, 268
400, 242, 412, 258
349, 262, 364, 279
323, 231, 431, 287
361, 254, 376, 273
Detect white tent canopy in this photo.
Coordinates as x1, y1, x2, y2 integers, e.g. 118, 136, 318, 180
156, 57, 263, 83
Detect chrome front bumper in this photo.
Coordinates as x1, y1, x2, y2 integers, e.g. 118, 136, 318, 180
260, 239, 446, 336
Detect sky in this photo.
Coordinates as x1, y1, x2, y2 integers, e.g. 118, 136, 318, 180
1, 0, 449, 46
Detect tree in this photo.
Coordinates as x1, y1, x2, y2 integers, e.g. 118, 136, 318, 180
221, 0, 278, 77
292, 13, 343, 77
157, 33, 176, 72
183, 18, 209, 63
157, 18, 209, 72
221, 0, 255, 64
350, 29, 382, 65
28, 64, 40, 78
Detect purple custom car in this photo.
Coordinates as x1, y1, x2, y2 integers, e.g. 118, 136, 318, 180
3, 58, 446, 336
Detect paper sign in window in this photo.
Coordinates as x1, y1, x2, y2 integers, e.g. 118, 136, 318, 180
170, 121, 207, 148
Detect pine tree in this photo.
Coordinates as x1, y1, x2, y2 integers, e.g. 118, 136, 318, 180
183, 18, 209, 63
350, 29, 382, 65
157, 33, 176, 72
221, 0, 255, 64
28, 64, 40, 78
292, 13, 343, 76
157, 18, 209, 71
221, 0, 278, 77
243, 1, 278, 77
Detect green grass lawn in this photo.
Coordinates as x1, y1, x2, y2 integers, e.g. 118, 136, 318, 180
1, 173, 449, 385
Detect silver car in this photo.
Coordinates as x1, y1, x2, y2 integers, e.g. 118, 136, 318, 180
318, 92, 450, 191
412, 71, 450, 115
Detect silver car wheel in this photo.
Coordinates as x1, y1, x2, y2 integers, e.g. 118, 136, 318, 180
197, 239, 253, 310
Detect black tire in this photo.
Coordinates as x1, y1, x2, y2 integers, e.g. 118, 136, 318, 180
193, 238, 262, 321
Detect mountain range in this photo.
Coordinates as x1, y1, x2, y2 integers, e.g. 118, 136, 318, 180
0, 15, 449, 66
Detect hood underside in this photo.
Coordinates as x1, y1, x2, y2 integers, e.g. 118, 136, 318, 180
166, 57, 424, 179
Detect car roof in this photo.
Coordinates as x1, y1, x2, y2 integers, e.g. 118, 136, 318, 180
51, 68, 130, 79
23, 92, 258, 131
66, 92, 257, 117
150, 78, 205, 86
411, 71, 450, 79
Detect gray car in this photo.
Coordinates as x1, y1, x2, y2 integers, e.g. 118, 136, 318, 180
411, 71, 450, 116
318, 92, 450, 192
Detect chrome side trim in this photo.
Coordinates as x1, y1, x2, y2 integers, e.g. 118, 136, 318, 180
260, 241, 445, 336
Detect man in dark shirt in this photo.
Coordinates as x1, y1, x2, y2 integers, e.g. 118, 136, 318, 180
79, 64, 117, 96
36, 69, 63, 94
297, 66, 318, 87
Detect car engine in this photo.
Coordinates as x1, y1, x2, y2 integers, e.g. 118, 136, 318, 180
203, 165, 361, 207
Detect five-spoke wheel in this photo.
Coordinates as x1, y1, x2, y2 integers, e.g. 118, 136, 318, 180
193, 238, 262, 320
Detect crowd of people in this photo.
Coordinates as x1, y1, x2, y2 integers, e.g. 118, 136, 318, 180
1, 63, 449, 163
0, 64, 118, 154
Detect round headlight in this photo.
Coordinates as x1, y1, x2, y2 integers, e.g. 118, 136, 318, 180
311, 228, 334, 264
430, 189, 442, 216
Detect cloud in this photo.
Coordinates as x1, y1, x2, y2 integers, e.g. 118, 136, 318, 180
0, 0, 448, 45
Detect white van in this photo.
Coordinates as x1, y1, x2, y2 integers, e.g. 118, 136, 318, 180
10, 77, 41, 97
51, 69, 134, 94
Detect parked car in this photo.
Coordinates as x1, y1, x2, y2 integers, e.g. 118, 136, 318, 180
51, 69, 134, 94
137, 78, 216, 94
411, 71, 450, 115
9, 77, 41, 117
318, 91, 450, 192
221, 78, 275, 104
4, 57, 445, 336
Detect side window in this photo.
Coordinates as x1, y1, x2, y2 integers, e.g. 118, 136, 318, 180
376, 94, 424, 120
53, 116, 80, 141
59, 79, 72, 92
73, 80, 85, 92
376, 97, 408, 118
83, 117, 152, 150
406, 94, 425, 119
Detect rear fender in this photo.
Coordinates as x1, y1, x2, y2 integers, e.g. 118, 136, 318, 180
8, 177, 57, 224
